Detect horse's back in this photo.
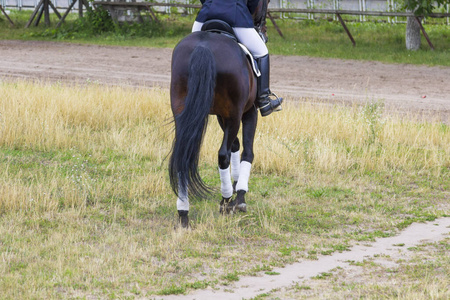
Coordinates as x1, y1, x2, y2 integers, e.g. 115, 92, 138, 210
171, 31, 256, 117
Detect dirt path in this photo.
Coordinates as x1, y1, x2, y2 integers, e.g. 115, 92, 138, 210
158, 218, 450, 300
1, 40, 449, 122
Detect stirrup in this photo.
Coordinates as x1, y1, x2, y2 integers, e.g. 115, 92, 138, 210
258, 92, 283, 117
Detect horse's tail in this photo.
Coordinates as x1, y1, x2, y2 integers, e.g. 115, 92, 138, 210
169, 45, 216, 199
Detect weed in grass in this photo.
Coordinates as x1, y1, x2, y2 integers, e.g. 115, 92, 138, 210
265, 271, 281, 275
187, 280, 213, 290
293, 283, 312, 291
253, 292, 272, 299
221, 271, 240, 283
248, 264, 274, 276
359, 100, 385, 146
156, 284, 186, 295
279, 245, 302, 256
313, 272, 333, 280
320, 249, 334, 255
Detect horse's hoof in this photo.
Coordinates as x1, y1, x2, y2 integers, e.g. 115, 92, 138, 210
178, 210, 189, 228
233, 190, 247, 213
219, 197, 233, 214
235, 203, 247, 213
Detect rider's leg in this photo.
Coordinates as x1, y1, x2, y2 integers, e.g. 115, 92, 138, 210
233, 27, 283, 117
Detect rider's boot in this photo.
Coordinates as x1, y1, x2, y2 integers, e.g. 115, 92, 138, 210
256, 54, 283, 117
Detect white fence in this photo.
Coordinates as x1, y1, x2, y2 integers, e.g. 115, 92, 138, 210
0, 0, 397, 11
2, 0, 449, 25
2, 0, 77, 9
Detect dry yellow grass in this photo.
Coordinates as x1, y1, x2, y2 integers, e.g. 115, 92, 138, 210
0, 80, 172, 213
0, 80, 448, 298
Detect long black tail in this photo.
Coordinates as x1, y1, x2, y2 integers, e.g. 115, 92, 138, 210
169, 45, 216, 199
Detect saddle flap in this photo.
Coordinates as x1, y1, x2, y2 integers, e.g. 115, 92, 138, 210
238, 44, 261, 77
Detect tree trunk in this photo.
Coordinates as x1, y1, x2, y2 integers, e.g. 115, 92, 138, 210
406, 15, 421, 51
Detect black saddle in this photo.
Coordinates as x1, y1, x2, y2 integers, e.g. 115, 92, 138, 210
200, 19, 260, 76
201, 19, 238, 42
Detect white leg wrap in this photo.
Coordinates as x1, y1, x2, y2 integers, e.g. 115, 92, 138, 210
231, 151, 240, 183
176, 182, 189, 211
219, 167, 233, 198
235, 161, 252, 192
177, 197, 189, 211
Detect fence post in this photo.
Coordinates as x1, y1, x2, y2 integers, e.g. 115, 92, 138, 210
362, 0, 366, 21
359, 0, 362, 22
447, 4, 449, 25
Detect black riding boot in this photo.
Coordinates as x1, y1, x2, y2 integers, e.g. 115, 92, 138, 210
256, 54, 283, 117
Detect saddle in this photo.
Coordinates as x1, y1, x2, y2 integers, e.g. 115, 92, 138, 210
201, 20, 261, 77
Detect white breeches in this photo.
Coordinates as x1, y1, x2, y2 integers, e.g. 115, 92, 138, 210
192, 21, 268, 58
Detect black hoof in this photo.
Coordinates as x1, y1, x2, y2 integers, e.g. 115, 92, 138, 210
178, 210, 189, 228
220, 191, 247, 214
220, 196, 233, 214
233, 190, 247, 213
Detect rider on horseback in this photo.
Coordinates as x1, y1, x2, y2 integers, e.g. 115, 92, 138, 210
192, 0, 283, 117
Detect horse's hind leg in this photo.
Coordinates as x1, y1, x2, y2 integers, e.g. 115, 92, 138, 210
233, 107, 258, 213
216, 116, 240, 214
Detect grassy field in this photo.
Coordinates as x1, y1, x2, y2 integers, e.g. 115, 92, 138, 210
1, 10, 450, 66
0, 80, 448, 298
1, 8, 449, 299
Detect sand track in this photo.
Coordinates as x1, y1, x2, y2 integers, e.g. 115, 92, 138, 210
1, 40, 449, 122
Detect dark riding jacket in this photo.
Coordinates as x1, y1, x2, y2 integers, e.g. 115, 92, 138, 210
196, 0, 260, 28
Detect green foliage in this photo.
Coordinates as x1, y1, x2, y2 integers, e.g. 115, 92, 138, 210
84, 6, 116, 34
403, 0, 450, 16
24, 8, 191, 40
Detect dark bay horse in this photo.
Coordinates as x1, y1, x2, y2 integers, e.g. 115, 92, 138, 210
169, 1, 268, 228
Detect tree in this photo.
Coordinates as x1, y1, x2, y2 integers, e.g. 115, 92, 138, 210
405, 14, 421, 50
404, 0, 448, 16
402, 0, 449, 50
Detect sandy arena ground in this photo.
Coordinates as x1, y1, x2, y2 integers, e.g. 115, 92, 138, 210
1, 40, 449, 122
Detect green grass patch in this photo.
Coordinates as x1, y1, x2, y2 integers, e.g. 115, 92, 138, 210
264, 271, 281, 275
